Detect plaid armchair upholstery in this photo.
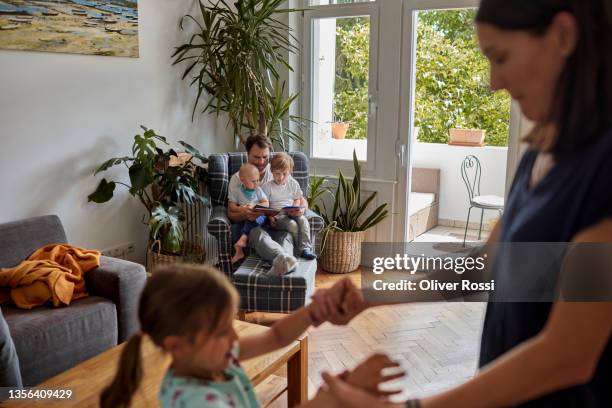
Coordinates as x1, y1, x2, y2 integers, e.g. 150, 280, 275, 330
207, 152, 324, 313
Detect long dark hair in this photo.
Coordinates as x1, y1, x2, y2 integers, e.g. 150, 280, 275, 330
99, 264, 239, 408
476, 0, 612, 157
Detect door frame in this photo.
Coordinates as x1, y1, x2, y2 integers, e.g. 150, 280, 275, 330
396, 0, 522, 242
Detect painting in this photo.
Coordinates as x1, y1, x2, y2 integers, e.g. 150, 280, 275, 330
0, 1, 138, 57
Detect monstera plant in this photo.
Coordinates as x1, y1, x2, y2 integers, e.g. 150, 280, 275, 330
88, 126, 208, 255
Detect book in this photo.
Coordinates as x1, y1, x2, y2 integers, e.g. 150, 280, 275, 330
252, 205, 305, 215
253, 205, 280, 215
281, 206, 304, 211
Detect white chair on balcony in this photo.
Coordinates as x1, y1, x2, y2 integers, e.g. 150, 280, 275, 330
461, 155, 504, 245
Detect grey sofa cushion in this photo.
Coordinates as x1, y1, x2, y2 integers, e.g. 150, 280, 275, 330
3, 296, 118, 386
233, 256, 317, 313
0, 215, 67, 268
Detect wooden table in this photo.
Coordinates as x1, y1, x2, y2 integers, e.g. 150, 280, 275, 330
4, 320, 307, 407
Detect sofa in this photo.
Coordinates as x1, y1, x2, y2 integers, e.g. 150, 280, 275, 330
0, 215, 146, 386
207, 152, 324, 313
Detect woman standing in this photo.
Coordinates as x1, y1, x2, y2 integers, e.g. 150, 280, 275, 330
321, 0, 612, 406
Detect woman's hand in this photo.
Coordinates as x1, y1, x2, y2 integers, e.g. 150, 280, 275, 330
344, 353, 405, 396
322, 371, 400, 408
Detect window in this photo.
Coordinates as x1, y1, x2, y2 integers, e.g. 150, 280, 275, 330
414, 8, 511, 146
305, 2, 377, 162
309, 0, 374, 5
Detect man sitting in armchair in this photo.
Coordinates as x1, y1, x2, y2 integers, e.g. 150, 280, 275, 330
227, 135, 305, 275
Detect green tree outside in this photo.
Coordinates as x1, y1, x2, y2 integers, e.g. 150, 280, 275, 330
334, 16, 370, 140
333, 8, 511, 146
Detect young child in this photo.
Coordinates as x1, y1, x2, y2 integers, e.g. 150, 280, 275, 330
228, 163, 269, 263
99, 265, 400, 408
262, 153, 316, 260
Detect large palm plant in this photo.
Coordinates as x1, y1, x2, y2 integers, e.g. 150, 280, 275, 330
172, 0, 304, 147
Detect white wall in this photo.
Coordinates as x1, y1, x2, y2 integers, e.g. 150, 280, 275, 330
412, 142, 508, 223
0, 0, 233, 264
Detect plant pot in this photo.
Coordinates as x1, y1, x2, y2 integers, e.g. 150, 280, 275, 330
331, 122, 349, 139
448, 128, 485, 146
321, 230, 365, 274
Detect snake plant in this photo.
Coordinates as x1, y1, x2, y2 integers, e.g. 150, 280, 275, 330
318, 151, 389, 253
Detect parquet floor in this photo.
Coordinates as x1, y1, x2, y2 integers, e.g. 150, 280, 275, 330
246, 267, 486, 404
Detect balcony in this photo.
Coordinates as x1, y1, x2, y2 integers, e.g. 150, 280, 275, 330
315, 138, 507, 241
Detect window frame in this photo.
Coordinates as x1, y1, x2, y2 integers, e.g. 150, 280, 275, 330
302, 1, 380, 174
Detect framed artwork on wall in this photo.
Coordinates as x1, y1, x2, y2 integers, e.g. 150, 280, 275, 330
0, 0, 139, 57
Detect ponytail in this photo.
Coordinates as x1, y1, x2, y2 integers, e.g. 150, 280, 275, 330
100, 333, 143, 408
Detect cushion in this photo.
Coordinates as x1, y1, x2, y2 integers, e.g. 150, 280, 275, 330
0, 215, 67, 268
3, 296, 118, 385
233, 256, 317, 313
472, 195, 504, 208
409, 192, 436, 216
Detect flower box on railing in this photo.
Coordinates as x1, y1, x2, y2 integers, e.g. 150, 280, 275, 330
448, 128, 485, 146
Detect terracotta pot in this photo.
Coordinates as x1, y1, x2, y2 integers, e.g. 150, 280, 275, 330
448, 128, 485, 146
331, 122, 349, 139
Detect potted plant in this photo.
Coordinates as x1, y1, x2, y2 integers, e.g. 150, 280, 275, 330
306, 175, 329, 216
88, 126, 209, 266
331, 111, 349, 140
318, 151, 389, 273
172, 0, 305, 149
448, 128, 486, 146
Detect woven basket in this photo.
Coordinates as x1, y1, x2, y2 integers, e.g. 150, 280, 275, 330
146, 239, 206, 272
320, 230, 365, 274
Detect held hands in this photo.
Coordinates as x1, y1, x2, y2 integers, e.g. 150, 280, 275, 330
343, 354, 405, 396
320, 354, 405, 408
308, 278, 368, 327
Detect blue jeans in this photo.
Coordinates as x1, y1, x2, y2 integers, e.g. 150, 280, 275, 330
232, 216, 267, 245
240, 215, 266, 236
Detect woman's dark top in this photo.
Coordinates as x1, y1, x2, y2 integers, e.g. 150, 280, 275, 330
479, 130, 612, 407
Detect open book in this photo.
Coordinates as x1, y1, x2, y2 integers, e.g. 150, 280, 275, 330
253, 205, 305, 215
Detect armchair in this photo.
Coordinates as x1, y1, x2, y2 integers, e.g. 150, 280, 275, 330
207, 152, 324, 313
0, 215, 146, 386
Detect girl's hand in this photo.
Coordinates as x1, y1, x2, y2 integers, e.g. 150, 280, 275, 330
311, 278, 368, 325
307, 288, 332, 326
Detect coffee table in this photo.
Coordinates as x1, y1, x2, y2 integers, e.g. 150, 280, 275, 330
4, 320, 307, 407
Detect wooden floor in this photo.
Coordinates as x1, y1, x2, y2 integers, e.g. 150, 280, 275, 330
245, 267, 486, 405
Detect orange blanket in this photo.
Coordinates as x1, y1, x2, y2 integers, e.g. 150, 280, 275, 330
0, 244, 101, 309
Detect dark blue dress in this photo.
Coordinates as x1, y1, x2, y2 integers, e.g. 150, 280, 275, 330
479, 130, 612, 407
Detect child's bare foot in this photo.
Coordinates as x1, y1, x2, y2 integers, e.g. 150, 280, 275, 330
232, 235, 248, 263
231, 245, 245, 264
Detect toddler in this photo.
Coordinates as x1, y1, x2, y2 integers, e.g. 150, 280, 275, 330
262, 153, 316, 260
228, 163, 269, 263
